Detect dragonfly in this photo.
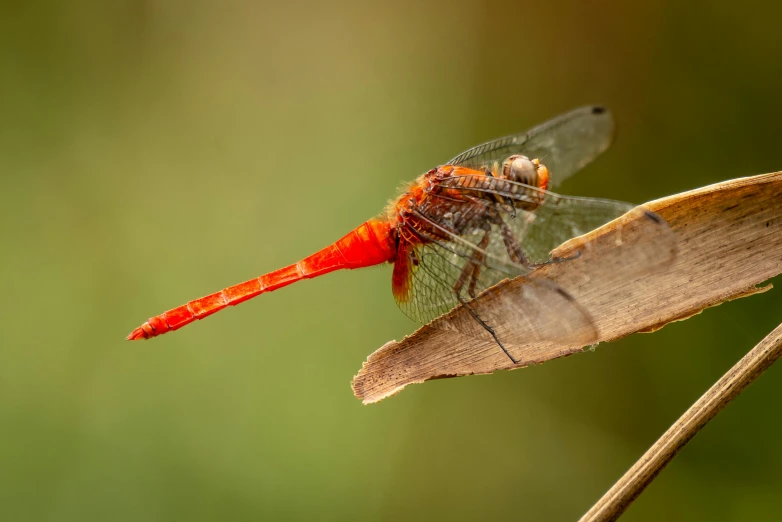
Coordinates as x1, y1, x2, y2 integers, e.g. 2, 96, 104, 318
127, 106, 669, 363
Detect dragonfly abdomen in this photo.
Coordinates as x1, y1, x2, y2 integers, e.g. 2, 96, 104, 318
127, 219, 395, 340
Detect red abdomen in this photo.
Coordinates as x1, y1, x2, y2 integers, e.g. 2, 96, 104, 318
127, 219, 396, 340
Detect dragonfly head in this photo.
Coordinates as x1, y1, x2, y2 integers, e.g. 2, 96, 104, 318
501, 155, 549, 191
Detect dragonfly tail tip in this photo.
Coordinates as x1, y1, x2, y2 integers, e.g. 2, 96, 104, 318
126, 326, 148, 341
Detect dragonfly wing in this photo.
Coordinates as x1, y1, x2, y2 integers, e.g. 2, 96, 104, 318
432, 174, 675, 270
392, 173, 676, 357
444, 276, 601, 352
392, 229, 520, 326
447, 106, 614, 188
392, 226, 599, 352
494, 190, 677, 276
504, 193, 634, 264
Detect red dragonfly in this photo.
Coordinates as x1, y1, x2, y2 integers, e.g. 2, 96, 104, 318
128, 106, 668, 362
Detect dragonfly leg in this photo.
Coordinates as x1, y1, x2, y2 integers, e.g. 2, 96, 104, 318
453, 225, 491, 298
468, 263, 482, 298
490, 207, 582, 268
452, 227, 517, 364
530, 250, 582, 268
495, 216, 531, 267
456, 293, 518, 364
467, 230, 491, 299
497, 216, 581, 268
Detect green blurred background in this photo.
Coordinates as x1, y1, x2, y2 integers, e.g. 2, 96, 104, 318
2, 1, 782, 520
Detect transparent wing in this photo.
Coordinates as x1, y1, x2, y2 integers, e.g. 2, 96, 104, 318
447, 106, 614, 188
393, 174, 675, 356
502, 193, 636, 265
394, 234, 600, 353
393, 216, 522, 324
439, 174, 676, 270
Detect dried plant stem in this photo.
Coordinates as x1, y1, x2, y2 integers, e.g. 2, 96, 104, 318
579, 321, 782, 522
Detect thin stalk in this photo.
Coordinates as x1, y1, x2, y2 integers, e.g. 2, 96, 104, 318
580, 321, 782, 522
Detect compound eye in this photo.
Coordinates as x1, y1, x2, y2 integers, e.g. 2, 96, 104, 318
502, 155, 537, 185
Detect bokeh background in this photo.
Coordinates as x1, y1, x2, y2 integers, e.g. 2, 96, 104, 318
2, 1, 782, 520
